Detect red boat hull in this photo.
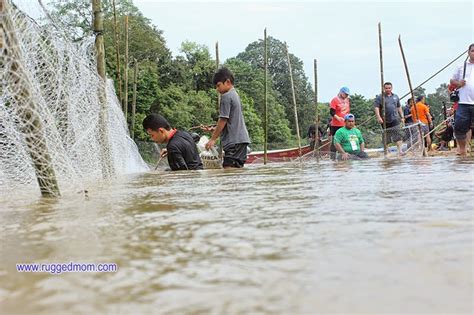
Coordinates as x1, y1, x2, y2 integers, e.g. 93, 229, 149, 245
246, 140, 330, 164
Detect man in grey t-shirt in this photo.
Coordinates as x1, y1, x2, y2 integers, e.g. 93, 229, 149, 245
205, 67, 250, 168
374, 82, 405, 155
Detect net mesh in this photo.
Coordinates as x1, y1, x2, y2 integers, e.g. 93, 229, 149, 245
245, 123, 425, 163
0, 1, 148, 197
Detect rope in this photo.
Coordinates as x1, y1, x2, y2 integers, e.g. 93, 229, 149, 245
399, 49, 468, 100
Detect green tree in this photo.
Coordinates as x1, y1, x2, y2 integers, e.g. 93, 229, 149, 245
151, 84, 193, 130
179, 41, 216, 92
427, 83, 450, 126
236, 37, 315, 136
225, 57, 293, 148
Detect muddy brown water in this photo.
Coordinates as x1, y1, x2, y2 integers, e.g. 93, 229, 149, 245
0, 157, 473, 314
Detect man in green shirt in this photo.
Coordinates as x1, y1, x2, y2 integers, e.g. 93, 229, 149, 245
333, 114, 369, 160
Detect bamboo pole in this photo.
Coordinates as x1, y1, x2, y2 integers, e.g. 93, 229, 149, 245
215, 41, 220, 111
285, 43, 302, 159
1, 0, 60, 197
131, 58, 138, 139
313, 59, 320, 161
378, 22, 388, 157
112, 0, 123, 108
92, 0, 114, 178
123, 15, 129, 121
215, 41, 223, 159
263, 28, 268, 164
398, 35, 426, 157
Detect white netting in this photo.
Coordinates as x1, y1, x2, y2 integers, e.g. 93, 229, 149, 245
0, 1, 148, 197
386, 122, 425, 157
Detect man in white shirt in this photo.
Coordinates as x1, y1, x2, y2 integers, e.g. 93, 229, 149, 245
450, 43, 474, 157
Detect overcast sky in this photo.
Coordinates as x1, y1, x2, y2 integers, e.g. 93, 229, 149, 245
134, 0, 472, 102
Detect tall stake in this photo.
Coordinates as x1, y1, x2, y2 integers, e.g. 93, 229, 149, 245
263, 28, 268, 164
1, 0, 60, 196
378, 22, 387, 157
92, 0, 114, 178
313, 59, 320, 161
123, 15, 129, 121
215, 41, 220, 111
285, 43, 302, 159
131, 58, 138, 139
112, 0, 123, 108
215, 41, 223, 159
398, 35, 426, 157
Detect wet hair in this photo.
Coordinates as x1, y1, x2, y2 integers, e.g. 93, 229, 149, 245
383, 82, 392, 87
142, 114, 171, 131
416, 95, 425, 102
469, 43, 474, 51
407, 98, 413, 105
213, 67, 234, 85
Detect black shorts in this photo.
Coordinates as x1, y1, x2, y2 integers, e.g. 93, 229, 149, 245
454, 104, 474, 140
223, 143, 248, 168
330, 125, 342, 136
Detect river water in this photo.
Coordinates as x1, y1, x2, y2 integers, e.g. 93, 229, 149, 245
0, 157, 473, 314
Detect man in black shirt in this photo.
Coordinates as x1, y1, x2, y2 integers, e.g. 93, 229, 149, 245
143, 114, 203, 171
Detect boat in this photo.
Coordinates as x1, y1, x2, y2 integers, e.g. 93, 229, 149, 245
246, 139, 331, 163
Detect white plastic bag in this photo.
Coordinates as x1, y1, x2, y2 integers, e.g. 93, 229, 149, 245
196, 136, 222, 169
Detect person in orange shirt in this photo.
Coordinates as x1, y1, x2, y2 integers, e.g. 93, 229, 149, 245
329, 86, 351, 159
411, 95, 433, 151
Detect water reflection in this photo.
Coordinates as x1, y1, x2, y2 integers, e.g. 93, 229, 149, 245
0, 157, 473, 314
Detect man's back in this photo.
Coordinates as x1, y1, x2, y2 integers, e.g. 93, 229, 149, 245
167, 130, 203, 171
411, 102, 430, 124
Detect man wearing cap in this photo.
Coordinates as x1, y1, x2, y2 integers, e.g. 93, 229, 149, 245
374, 82, 405, 155
329, 86, 351, 159
333, 114, 369, 160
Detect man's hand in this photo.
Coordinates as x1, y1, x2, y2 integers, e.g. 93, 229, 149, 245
160, 148, 168, 158
205, 139, 216, 150
377, 116, 384, 124
341, 152, 350, 160
336, 116, 344, 122
458, 79, 466, 88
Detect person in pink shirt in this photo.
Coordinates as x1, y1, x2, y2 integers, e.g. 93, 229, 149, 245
329, 86, 351, 159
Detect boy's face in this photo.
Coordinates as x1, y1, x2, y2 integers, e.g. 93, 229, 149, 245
215, 79, 233, 94
146, 128, 166, 144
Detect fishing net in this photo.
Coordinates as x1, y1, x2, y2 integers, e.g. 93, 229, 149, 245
0, 1, 148, 197
383, 122, 425, 157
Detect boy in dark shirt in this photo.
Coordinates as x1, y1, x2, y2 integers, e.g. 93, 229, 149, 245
143, 114, 203, 171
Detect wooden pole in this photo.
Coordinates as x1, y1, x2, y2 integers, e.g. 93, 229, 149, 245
1, 0, 60, 197
215, 41, 220, 111
112, 0, 123, 108
313, 59, 320, 161
263, 28, 268, 164
378, 22, 387, 157
131, 58, 138, 139
92, 0, 114, 178
123, 15, 129, 121
285, 43, 302, 159
398, 35, 426, 157
215, 41, 223, 159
